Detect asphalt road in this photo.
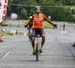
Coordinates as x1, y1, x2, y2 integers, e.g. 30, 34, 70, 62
0, 28, 75, 68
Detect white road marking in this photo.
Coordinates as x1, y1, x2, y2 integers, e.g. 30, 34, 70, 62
61, 30, 68, 33
2, 51, 10, 59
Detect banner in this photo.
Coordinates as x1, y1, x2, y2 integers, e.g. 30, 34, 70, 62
0, 0, 8, 22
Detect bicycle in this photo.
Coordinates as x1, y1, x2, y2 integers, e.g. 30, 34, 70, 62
27, 29, 40, 61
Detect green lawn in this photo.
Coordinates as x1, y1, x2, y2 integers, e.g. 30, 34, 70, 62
0, 31, 24, 36
43, 21, 54, 28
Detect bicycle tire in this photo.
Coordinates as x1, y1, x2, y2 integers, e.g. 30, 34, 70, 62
36, 43, 39, 61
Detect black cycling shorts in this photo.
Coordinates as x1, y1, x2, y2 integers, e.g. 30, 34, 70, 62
32, 28, 45, 37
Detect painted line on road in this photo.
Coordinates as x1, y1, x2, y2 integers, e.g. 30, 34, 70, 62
2, 51, 10, 59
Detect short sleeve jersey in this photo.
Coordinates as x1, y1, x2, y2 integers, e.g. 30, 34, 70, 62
31, 13, 46, 28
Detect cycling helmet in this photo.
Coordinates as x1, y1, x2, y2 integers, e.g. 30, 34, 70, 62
35, 6, 41, 13
35, 6, 40, 9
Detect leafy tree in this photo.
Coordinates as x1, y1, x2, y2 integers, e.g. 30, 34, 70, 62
20, 8, 28, 19
8, 0, 75, 21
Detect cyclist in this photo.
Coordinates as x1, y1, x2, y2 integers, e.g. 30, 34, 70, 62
25, 6, 57, 55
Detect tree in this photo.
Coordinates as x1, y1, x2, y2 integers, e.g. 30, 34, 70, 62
36, 0, 39, 3
20, 8, 28, 19
7, 0, 75, 21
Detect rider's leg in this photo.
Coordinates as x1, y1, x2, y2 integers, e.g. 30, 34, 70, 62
40, 28, 45, 53
40, 28, 45, 49
39, 34, 45, 53
31, 28, 36, 55
31, 36, 36, 55
41, 34, 45, 48
31, 36, 35, 49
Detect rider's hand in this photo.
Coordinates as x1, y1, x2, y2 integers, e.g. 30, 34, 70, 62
24, 25, 28, 27
53, 24, 57, 29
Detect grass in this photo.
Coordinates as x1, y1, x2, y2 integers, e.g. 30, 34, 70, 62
0, 31, 24, 36
0, 32, 14, 36
43, 21, 54, 28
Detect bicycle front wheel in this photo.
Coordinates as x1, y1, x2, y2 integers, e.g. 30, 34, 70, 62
36, 43, 39, 61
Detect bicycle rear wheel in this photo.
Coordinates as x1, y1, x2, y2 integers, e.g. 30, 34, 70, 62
36, 43, 39, 61
28, 31, 32, 41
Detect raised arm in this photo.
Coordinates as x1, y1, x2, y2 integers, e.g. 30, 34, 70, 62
45, 18, 57, 28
